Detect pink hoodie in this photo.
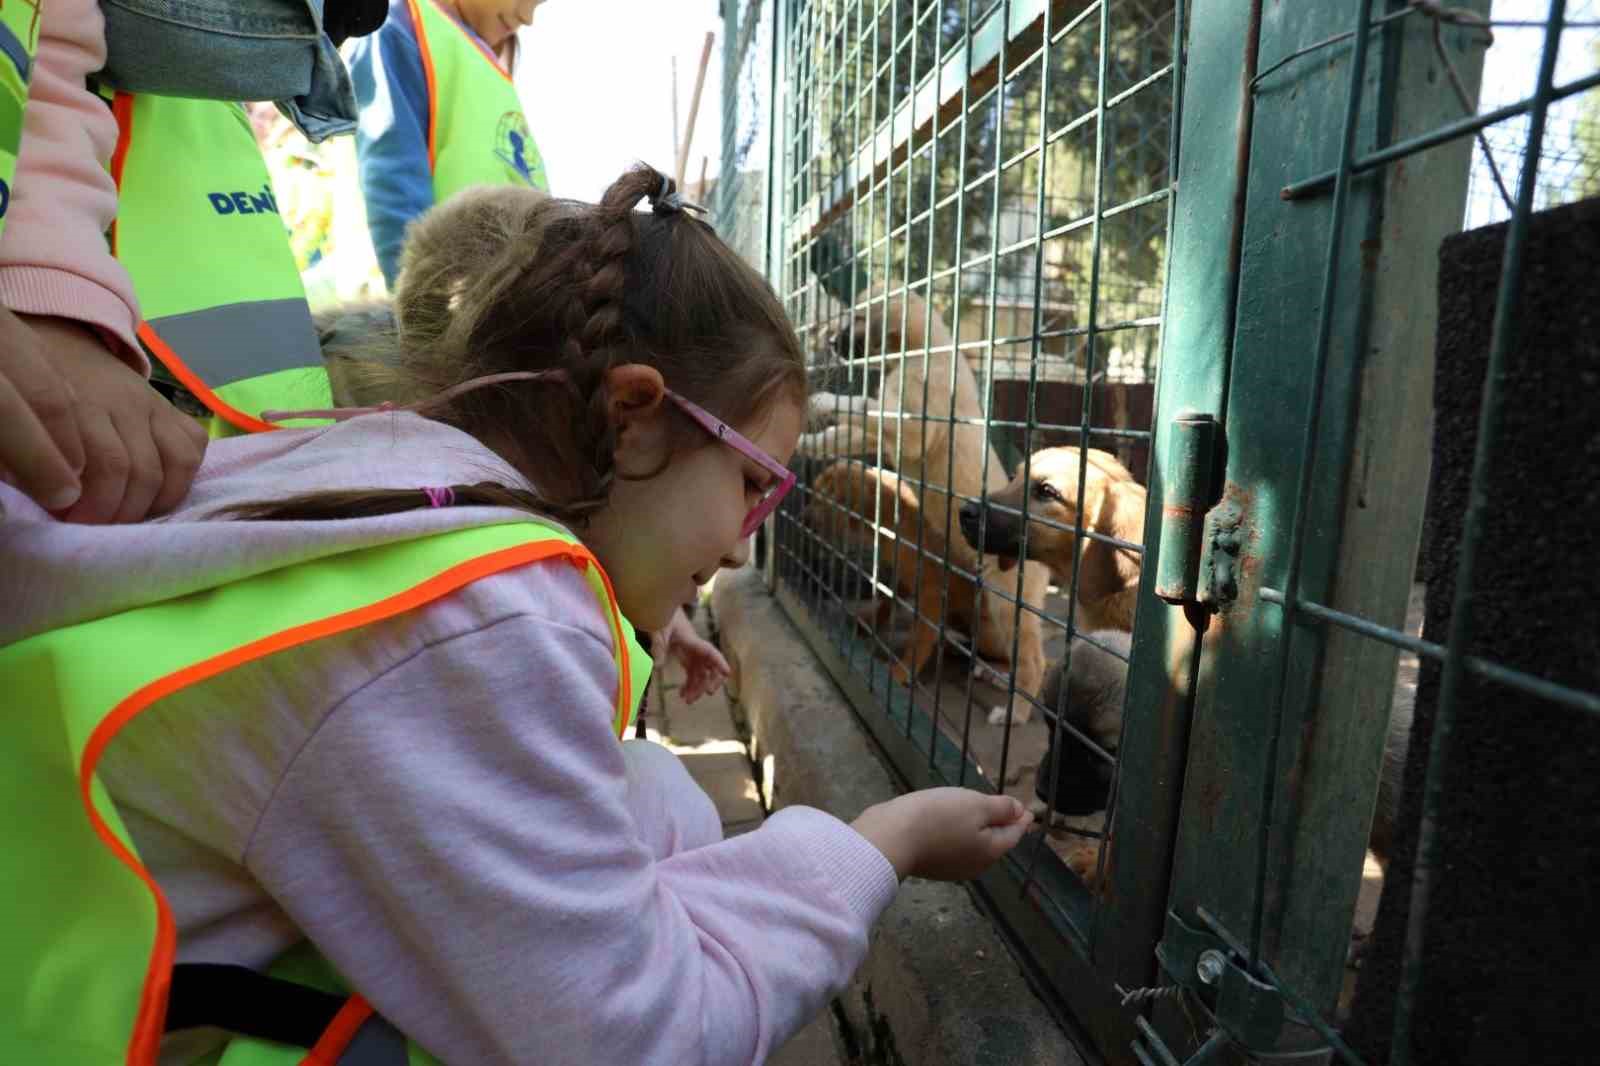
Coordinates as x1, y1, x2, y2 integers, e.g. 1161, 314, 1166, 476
0, 0, 145, 367
0, 414, 898, 1065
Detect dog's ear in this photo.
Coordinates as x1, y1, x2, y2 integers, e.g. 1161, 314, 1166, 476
1077, 479, 1146, 603
1105, 479, 1148, 550
1072, 480, 1125, 604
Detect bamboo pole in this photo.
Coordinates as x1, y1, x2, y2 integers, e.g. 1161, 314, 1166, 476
674, 31, 715, 189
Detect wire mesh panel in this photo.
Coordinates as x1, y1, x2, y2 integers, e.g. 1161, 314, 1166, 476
1464, 0, 1600, 225
746, 0, 1595, 1061
1134, 1, 1600, 1064
760, 0, 1184, 1055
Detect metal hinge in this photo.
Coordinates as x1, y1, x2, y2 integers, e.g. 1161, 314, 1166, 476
1154, 411, 1223, 608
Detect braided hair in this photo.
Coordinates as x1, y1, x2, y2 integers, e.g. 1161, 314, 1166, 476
228, 165, 806, 525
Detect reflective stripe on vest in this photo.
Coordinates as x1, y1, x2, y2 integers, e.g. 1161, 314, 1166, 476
0, 521, 648, 1065
404, 0, 548, 201
0, 1, 39, 239
107, 92, 332, 435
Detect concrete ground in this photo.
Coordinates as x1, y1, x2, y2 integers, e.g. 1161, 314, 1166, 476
642, 604, 846, 1066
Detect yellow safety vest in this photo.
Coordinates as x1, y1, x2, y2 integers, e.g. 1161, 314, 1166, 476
108, 92, 332, 437
0, 0, 41, 240
0, 520, 649, 1065
404, 0, 548, 201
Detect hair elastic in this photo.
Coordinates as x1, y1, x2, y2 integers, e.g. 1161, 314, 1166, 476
650, 171, 707, 217
422, 487, 455, 508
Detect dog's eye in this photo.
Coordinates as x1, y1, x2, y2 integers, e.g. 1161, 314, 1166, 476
1034, 481, 1063, 503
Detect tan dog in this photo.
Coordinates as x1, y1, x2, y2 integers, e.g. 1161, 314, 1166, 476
799, 292, 1051, 725
958, 446, 1146, 633
798, 290, 1007, 538
805, 461, 1046, 723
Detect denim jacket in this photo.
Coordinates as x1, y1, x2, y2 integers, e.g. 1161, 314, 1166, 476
95, 0, 383, 141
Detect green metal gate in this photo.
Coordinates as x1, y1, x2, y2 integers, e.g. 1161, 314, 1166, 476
1136, 1, 1598, 1063
739, 0, 1599, 1062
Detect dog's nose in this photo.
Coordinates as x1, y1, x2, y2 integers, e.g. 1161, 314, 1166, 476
959, 501, 981, 526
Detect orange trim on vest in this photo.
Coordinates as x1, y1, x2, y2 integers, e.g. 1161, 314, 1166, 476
300, 995, 376, 1066
136, 322, 279, 434
109, 98, 280, 435
403, 0, 517, 171
78, 539, 625, 1064
108, 93, 136, 254
578, 556, 633, 721
404, 0, 441, 172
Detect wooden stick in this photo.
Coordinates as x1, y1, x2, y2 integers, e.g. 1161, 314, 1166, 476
698, 155, 709, 203
670, 56, 680, 174
675, 31, 715, 189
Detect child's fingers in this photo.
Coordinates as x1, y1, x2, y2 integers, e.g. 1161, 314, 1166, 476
0, 374, 82, 511
982, 812, 1033, 857
981, 794, 1027, 828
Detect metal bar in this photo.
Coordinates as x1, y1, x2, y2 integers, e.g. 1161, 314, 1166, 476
1015, 0, 1059, 897
924, 0, 981, 773
1107, 64, 1177, 113
1047, 106, 1101, 148
1281, 68, 1600, 200
1249, 5, 1413, 92
1249, 0, 1377, 968
869, 3, 898, 733
1259, 588, 1600, 717
899, 0, 942, 761
763, 0, 782, 592
1134, 1017, 1185, 1066
1069, 0, 1120, 945
1392, 4, 1571, 1061
964, 0, 1017, 786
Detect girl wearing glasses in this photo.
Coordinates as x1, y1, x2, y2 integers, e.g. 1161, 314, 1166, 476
0, 167, 1030, 1065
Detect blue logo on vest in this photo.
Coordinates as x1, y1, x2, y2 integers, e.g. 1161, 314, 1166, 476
494, 112, 545, 189
207, 184, 280, 217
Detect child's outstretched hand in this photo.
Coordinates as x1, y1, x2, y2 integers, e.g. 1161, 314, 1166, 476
851, 787, 1033, 882
655, 607, 732, 704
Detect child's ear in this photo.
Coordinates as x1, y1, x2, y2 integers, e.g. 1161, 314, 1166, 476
607, 364, 670, 466
606, 364, 666, 423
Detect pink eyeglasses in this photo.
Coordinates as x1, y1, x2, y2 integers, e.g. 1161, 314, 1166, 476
662, 391, 796, 537
263, 370, 796, 538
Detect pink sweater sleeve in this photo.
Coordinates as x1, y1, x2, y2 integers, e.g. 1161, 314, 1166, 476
242, 570, 899, 1065
0, 0, 146, 371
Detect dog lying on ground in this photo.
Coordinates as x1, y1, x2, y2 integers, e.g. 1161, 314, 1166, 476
798, 291, 1051, 725
804, 461, 1046, 722
1033, 633, 1413, 887
958, 446, 1146, 634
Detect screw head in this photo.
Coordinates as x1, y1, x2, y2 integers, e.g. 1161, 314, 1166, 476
1197, 949, 1227, 986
